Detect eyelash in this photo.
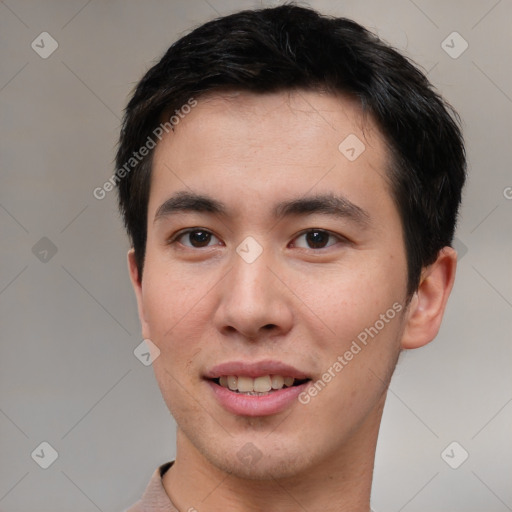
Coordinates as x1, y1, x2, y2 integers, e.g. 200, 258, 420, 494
168, 228, 347, 250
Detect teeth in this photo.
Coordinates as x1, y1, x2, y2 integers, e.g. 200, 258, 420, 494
284, 376, 294, 387
217, 375, 299, 393
227, 376, 238, 391
254, 376, 272, 392
237, 376, 253, 393
271, 375, 284, 389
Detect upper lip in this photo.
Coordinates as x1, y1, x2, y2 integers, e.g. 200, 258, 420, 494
204, 360, 310, 380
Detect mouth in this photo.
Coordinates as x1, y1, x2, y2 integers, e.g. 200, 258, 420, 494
204, 361, 313, 416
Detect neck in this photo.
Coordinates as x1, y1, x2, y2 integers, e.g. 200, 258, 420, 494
163, 397, 385, 512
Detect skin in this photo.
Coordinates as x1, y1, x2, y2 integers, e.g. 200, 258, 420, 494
128, 89, 457, 512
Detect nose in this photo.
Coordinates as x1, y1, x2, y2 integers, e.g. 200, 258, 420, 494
213, 248, 294, 341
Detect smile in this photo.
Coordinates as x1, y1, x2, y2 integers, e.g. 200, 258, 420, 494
213, 375, 309, 395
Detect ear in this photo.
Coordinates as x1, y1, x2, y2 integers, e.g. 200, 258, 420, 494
401, 246, 457, 349
127, 248, 151, 340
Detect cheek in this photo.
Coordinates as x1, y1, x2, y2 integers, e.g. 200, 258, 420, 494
142, 251, 214, 321
141, 265, 211, 359
291, 256, 406, 345
142, 269, 212, 413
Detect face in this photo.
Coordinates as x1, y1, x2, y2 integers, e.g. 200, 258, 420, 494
130, 90, 412, 480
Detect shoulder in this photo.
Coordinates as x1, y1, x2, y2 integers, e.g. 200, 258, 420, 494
123, 461, 176, 512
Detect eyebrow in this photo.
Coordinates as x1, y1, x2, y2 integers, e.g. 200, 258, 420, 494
154, 191, 227, 223
153, 191, 370, 226
273, 193, 370, 226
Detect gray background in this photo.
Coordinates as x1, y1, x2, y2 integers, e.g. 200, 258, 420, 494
1, 0, 511, 511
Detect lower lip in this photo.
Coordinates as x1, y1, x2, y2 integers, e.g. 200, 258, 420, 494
206, 379, 310, 417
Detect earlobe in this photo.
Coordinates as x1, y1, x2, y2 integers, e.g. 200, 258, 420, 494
400, 246, 457, 350
127, 249, 151, 339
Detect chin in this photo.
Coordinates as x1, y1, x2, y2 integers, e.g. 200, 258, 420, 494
203, 438, 315, 481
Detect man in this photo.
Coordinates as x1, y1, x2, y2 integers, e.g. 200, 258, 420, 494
117, 4, 466, 511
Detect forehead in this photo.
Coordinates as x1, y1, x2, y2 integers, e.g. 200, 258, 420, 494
149, 89, 392, 219
162, 89, 382, 155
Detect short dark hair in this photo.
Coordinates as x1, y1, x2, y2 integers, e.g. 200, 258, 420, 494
116, 3, 466, 297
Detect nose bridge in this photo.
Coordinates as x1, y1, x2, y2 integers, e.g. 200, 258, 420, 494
215, 242, 293, 338
230, 245, 275, 309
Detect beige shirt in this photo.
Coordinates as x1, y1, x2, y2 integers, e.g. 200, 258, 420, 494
125, 461, 178, 512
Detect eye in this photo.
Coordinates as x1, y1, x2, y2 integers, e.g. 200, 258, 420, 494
174, 229, 221, 248
291, 229, 342, 249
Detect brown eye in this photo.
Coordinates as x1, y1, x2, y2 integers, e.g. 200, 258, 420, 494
177, 229, 219, 248
293, 229, 340, 249
305, 230, 330, 248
